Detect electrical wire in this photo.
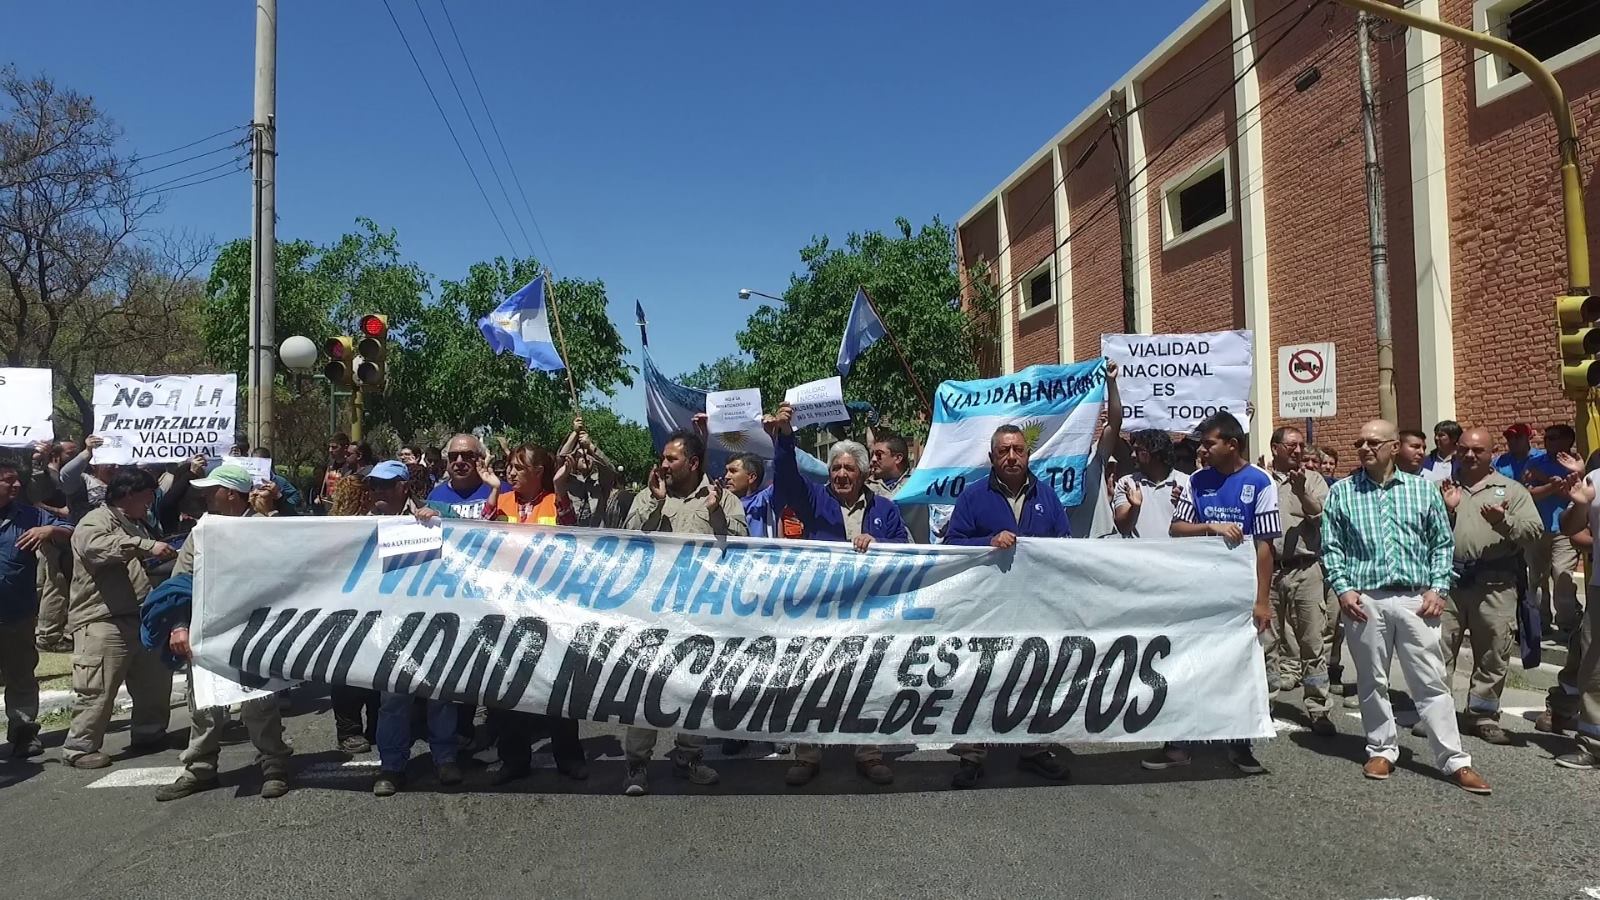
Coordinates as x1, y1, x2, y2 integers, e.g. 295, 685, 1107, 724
380, 0, 519, 257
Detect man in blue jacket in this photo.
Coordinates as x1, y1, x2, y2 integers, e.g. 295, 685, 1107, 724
942, 423, 1073, 788
771, 402, 907, 786
0, 459, 73, 759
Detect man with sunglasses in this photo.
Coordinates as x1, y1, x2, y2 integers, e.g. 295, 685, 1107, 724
426, 434, 500, 519
1321, 420, 1489, 794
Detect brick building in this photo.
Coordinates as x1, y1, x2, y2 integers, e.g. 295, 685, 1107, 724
957, 0, 1600, 452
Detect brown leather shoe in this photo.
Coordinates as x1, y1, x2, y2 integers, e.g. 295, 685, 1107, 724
1362, 757, 1394, 780
855, 759, 894, 785
68, 752, 112, 770
1471, 721, 1513, 745
1450, 766, 1491, 795
1534, 710, 1575, 735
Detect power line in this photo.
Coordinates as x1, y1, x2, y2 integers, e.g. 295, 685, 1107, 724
409, 0, 536, 258
128, 161, 249, 201
128, 124, 247, 163
130, 137, 249, 178
437, 0, 559, 273
379, 0, 519, 257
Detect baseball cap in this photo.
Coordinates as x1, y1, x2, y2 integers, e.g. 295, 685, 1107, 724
364, 460, 410, 482
1503, 422, 1534, 438
192, 463, 255, 494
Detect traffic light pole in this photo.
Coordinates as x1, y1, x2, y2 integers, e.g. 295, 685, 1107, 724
351, 389, 363, 443
1331, 0, 1593, 449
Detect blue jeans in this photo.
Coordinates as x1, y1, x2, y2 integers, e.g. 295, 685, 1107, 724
377, 692, 459, 773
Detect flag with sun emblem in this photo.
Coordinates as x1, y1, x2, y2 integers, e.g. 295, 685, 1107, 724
477, 274, 566, 372
894, 359, 1107, 509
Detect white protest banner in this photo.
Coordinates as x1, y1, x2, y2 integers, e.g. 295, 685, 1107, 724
1277, 342, 1337, 418
189, 517, 1271, 743
92, 374, 237, 464
376, 515, 444, 559
0, 368, 53, 448
1101, 330, 1251, 433
784, 376, 849, 430
210, 455, 273, 485
894, 360, 1104, 509
705, 387, 774, 457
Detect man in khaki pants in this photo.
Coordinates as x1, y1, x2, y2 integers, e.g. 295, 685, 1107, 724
155, 463, 291, 800
1440, 428, 1544, 746
62, 467, 176, 769
0, 460, 74, 759
1265, 426, 1333, 734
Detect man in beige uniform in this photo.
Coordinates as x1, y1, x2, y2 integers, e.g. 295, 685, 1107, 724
1439, 427, 1543, 745
620, 429, 748, 796
155, 464, 292, 801
62, 468, 176, 769
1266, 426, 1334, 734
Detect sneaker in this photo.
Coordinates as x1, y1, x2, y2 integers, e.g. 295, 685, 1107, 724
435, 762, 463, 786
1017, 750, 1070, 781
338, 735, 372, 755
1554, 747, 1600, 770
1449, 766, 1491, 795
67, 752, 111, 770
8, 737, 43, 760
1362, 757, 1394, 780
373, 771, 404, 797
671, 753, 719, 786
855, 759, 894, 785
493, 763, 532, 787
785, 761, 820, 786
623, 763, 649, 796
1470, 721, 1512, 746
1140, 747, 1191, 771
1308, 716, 1337, 737
951, 760, 984, 789
1228, 747, 1267, 775
260, 776, 289, 799
720, 739, 748, 757
1534, 710, 1576, 735
155, 774, 218, 802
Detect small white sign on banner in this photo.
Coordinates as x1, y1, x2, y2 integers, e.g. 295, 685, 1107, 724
705, 387, 773, 456
376, 515, 444, 559
91, 374, 237, 464
1277, 343, 1337, 418
0, 368, 54, 448
209, 455, 274, 486
783, 376, 849, 429
1101, 330, 1252, 433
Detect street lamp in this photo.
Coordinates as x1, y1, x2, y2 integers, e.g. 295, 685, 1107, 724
278, 335, 317, 372
738, 288, 786, 303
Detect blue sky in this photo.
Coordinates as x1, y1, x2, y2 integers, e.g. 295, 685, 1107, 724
9, 0, 1200, 424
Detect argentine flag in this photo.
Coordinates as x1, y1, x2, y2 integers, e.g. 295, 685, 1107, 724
836, 287, 887, 378
478, 274, 566, 372
895, 359, 1107, 509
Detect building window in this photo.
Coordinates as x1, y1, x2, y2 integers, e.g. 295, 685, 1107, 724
1025, 263, 1053, 310
1160, 152, 1233, 248
1476, 0, 1600, 104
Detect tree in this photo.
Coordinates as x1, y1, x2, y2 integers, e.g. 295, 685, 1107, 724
0, 66, 211, 435
734, 217, 984, 433
677, 354, 756, 392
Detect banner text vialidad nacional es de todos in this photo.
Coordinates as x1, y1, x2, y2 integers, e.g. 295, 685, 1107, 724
189, 517, 1272, 745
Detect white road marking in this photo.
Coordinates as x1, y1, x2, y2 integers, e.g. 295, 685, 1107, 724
1581, 887, 1600, 899
84, 766, 185, 788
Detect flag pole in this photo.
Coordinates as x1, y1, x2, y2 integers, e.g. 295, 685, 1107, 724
860, 286, 933, 419
544, 269, 581, 409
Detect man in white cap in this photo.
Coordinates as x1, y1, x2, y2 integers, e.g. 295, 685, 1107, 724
155, 462, 292, 801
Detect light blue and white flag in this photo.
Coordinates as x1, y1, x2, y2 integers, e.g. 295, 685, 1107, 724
478, 274, 566, 372
836, 287, 887, 378
895, 359, 1107, 508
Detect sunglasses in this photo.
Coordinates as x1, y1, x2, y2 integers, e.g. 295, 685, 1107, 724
447, 451, 480, 462
1352, 438, 1395, 449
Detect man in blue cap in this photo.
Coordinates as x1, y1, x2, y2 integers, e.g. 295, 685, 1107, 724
155, 462, 292, 801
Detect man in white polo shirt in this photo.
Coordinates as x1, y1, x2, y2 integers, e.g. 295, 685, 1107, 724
1111, 430, 1188, 539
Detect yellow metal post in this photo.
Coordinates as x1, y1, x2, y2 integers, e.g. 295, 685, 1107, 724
1332, 0, 1595, 450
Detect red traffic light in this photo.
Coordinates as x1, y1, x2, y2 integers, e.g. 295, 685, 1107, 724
325, 336, 352, 360
359, 314, 388, 338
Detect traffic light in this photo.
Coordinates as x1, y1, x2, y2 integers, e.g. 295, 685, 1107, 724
323, 336, 355, 389
1557, 294, 1600, 397
354, 313, 389, 392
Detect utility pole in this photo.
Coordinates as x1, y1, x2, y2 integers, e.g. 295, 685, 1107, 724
1357, 11, 1397, 422
249, 0, 278, 450
1107, 94, 1137, 333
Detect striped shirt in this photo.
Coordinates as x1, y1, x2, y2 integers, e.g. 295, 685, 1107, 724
1320, 467, 1454, 595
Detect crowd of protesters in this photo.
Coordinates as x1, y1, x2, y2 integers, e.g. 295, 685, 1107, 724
2, 375, 1598, 801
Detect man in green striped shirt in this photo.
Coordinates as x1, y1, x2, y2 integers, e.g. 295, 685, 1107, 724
1320, 419, 1491, 795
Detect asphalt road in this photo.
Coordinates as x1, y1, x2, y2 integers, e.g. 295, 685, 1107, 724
1, 678, 1596, 900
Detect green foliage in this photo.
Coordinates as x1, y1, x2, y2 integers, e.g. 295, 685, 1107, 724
735, 217, 980, 431
677, 354, 757, 392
